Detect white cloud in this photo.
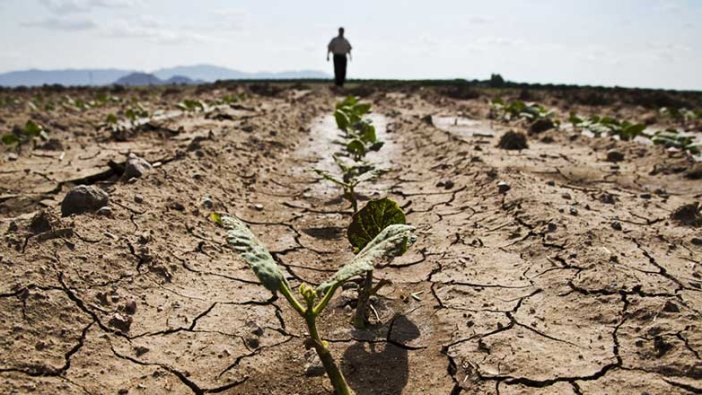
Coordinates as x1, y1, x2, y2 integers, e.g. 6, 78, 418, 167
102, 16, 219, 45
38, 0, 140, 14
21, 15, 96, 30
212, 8, 248, 31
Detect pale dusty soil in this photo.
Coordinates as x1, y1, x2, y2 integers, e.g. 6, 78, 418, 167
0, 84, 701, 395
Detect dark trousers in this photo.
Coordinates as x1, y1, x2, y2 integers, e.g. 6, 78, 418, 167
333, 54, 347, 87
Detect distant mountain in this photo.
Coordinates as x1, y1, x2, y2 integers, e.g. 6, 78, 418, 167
114, 72, 162, 86
0, 68, 134, 87
154, 64, 331, 82
0, 64, 331, 87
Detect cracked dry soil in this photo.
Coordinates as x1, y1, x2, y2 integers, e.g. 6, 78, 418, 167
1, 83, 701, 395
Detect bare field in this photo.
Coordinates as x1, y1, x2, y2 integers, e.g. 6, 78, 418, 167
1, 83, 701, 395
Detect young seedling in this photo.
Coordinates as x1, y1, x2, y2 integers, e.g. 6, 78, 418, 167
315, 97, 385, 212
176, 98, 208, 113
569, 113, 645, 141
346, 198, 407, 328
2, 120, 49, 150
314, 155, 381, 212
652, 129, 701, 155
211, 213, 415, 395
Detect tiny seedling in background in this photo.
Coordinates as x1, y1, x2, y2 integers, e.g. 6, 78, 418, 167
2, 120, 49, 149
211, 213, 415, 395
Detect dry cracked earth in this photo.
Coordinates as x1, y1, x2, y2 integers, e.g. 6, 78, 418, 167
1, 84, 701, 395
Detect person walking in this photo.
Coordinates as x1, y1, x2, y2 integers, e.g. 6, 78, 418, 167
327, 27, 352, 87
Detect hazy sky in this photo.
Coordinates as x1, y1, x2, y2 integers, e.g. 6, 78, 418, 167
0, 0, 700, 90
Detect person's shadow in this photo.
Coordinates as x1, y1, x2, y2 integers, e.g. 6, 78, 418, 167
342, 315, 420, 395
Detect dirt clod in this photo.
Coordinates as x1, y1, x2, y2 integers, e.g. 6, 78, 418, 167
108, 313, 133, 333
497, 130, 528, 150
529, 118, 555, 134
497, 181, 511, 193
670, 202, 702, 227
122, 153, 152, 180
606, 149, 625, 162
60, 185, 109, 217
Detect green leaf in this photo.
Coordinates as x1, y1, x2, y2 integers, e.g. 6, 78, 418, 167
346, 139, 366, 159
313, 168, 347, 187
317, 224, 415, 294
359, 122, 377, 144
105, 113, 118, 125
1, 133, 20, 145
219, 215, 285, 293
354, 103, 371, 116
334, 109, 350, 131
336, 96, 358, 110
24, 120, 43, 137
348, 198, 407, 251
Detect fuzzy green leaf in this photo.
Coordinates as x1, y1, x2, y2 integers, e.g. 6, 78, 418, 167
348, 198, 406, 251
317, 224, 415, 294
334, 109, 350, 131
24, 120, 43, 137
1, 133, 20, 145
219, 215, 285, 293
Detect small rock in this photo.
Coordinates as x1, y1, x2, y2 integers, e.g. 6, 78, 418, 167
692, 237, 702, 246
671, 202, 702, 227
61, 185, 109, 217
169, 201, 185, 211
436, 180, 455, 190
29, 210, 54, 234
662, 301, 680, 313
122, 153, 152, 180
253, 203, 264, 211
244, 336, 260, 349
685, 163, 702, 180
108, 313, 132, 333
569, 207, 578, 216
96, 206, 112, 216
38, 138, 63, 151
420, 115, 433, 126
546, 223, 557, 233
611, 221, 622, 231
546, 180, 555, 186
640, 193, 652, 200
134, 194, 144, 204
599, 193, 616, 204
497, 130, 528, 150
134, 346, 150, 356
247, 321, 264, 337
529, 118, 555, 134
497, 181, 510, 194
125, 300, 137, 315
561, 192, 571, 200
7, 152, 18, 161
606, 149, 625, 163
201, 196, 213, 209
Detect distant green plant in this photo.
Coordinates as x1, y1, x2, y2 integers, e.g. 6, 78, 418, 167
176, 98, 207, 112
1, 120, 48, 148
652, 129, 701, 155
314, 156, 382, 212
569, 113, 646, 141
659, 107, 701, 124
124, 102, 149, 123
315, 97, 386, 212
489, 98, 555, 122
211, 212, 415, 395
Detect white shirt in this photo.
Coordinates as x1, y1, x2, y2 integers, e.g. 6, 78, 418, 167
328, 36, 352, 55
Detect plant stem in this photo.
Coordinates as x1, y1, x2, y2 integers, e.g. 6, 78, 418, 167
349, 184, 357, 213
305, 310, 354, 395
352, 270, 373, 328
